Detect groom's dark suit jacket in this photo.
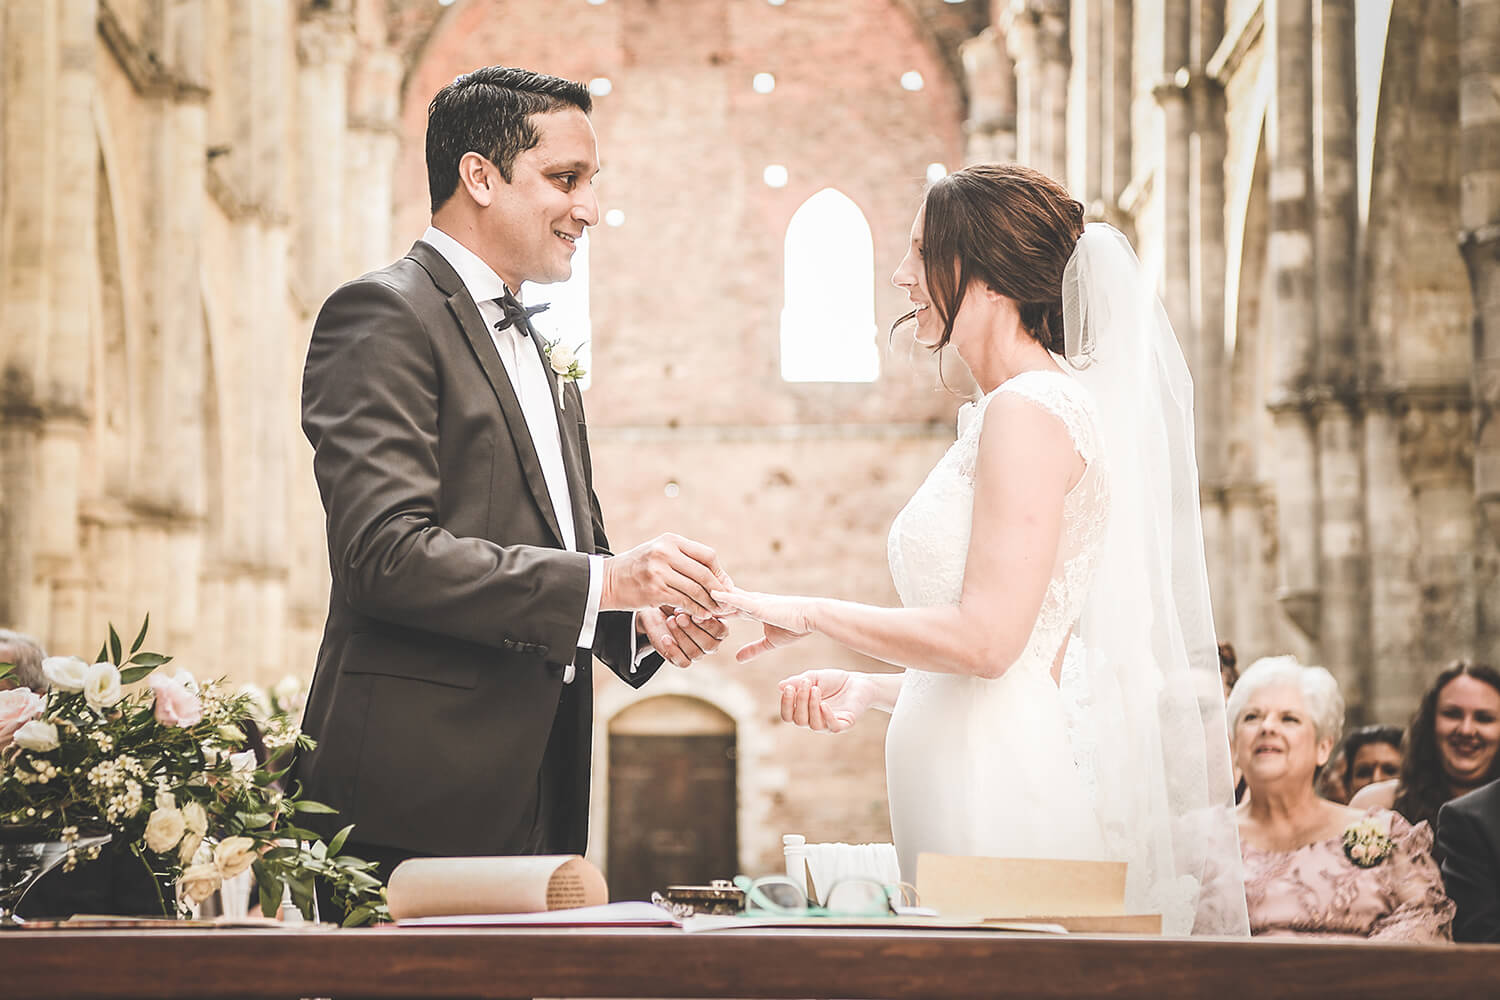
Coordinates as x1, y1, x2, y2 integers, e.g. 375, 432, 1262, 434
1437, 778, 1500, 943
296, 240, 661, 858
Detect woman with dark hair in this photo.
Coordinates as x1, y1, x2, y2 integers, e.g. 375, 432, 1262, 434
1351, 662, 1500, 827
1341, 724, 1404, 800
715, 164, 1246, 935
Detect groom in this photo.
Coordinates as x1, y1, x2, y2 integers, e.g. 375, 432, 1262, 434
297, 66, 731, 898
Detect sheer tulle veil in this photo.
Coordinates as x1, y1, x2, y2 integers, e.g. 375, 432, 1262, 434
1062, 223, 1250, 935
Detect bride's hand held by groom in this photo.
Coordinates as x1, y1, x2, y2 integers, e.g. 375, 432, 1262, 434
710, 587, 816, 662
600, 533, 735, 668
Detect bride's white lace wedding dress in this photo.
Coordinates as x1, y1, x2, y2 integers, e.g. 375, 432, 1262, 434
884, 369, 1108, 881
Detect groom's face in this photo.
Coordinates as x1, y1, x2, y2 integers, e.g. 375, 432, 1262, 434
485, 107, 600, 288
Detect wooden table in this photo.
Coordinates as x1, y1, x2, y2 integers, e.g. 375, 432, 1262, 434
2, 925, 1497, 999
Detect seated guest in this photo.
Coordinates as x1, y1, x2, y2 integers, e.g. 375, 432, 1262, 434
1230, 655, 1454, 941
1219, 641, 1239, 702
0, 628, 46, 691
1436, 777, 1500, 942
1316, 743, 1350, 805
1351, 661, 1500, 828
1343, 724, 1404, 800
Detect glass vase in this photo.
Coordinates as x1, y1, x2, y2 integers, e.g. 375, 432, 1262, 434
0, 833, 111, 927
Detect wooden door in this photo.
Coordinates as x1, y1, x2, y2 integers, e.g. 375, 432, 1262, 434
607, 697, 737, 902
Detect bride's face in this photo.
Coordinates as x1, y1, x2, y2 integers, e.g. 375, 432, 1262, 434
892, 206, 941, 347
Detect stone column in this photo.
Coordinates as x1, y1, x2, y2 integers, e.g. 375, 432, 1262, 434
1400, 394, 1479, 671
1309, 0, 1369, 709
0, 1, 57, 632
1267, 0, 1322, 645
1462, 0, 1500, 662
1004, 1, 1069, 181
959, 27, 1017, 165
1191, 1, 1231, 639
1103, 0, 1134, 232
1066, 0, 1105, 200
1365, 401, 1421, 723
294, 11, 353, 308
1035, 2, 1070, 183
36, 0, 98, 656
1156, 0, 1193, 358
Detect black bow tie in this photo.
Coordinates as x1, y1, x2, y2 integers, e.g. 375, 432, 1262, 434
493, 291, 549, 336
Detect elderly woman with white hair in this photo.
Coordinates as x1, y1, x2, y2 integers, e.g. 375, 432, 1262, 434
1230, 655, 1454, 941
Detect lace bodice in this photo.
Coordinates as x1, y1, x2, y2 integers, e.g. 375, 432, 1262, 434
886, 370, 1108, 681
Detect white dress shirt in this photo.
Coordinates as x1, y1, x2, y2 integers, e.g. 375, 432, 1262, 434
422, 226, 602, 682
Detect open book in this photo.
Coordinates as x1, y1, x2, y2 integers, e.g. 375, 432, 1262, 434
387, 855, 677, 927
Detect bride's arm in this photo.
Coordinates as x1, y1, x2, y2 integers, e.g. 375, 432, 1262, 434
725, 394, 1079, 679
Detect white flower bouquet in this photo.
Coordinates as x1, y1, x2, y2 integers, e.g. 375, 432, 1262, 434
0, 617, 387, 924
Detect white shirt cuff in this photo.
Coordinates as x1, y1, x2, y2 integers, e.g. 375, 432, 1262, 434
631, 615, 655, 673
577, 554, 604, 649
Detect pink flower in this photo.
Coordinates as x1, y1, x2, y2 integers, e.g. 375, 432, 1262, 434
149, 672, 203, 728
0, 687, 45, 749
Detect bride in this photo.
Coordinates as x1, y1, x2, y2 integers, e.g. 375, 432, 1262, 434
715, 164, 1248, 935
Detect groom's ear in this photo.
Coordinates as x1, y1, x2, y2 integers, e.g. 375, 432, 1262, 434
456, 151, 496, 207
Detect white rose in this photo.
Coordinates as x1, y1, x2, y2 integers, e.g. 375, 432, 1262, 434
548, 342, 576, 374
272, 673, 306, 714
144, 806, 187, 853
155, 789, 177, 811
227, 749, 257, 786
170, 668, 199, 694
179, 801, 208, 864
83, 661, 123, 710
42, 655, 89, 692
13, 719, 59, 752
237, 682, 272, 722
213, 836, 258, 880
179, 862, 222, 904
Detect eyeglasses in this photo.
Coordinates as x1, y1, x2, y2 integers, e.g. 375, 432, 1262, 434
733, 874, 919, 917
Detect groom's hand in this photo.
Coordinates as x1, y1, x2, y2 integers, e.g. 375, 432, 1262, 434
601, 533, 732, 620
638, 606, 730, 668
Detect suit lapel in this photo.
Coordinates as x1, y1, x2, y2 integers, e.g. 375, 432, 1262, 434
528, 333, 593, 553
408, 241, 567, 549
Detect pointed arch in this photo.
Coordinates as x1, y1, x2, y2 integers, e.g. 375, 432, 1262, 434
780, 188, 878, 383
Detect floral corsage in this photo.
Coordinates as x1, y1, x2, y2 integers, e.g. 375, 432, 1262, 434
1342, 816, 1396, 868
542, 339, 586, 410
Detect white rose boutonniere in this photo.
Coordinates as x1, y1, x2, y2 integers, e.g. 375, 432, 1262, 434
1342, 816, 1396, 868
542, 339, 586, 411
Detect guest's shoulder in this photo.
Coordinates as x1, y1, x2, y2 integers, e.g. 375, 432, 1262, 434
1348, 777, 1397, 811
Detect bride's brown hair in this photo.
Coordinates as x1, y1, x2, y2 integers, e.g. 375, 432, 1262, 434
894, 163, 1085, 354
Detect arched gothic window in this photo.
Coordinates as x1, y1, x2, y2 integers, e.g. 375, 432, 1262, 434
523, 229, 592, 389
780, 189, 879, 382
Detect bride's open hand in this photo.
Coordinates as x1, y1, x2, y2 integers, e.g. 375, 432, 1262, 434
711, 587, 815, 662
779, 669, 876, 734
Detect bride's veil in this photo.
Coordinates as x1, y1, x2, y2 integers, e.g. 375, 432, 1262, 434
1063, 223, 1250, 935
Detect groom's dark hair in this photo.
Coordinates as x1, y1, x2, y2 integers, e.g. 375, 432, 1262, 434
426, 66, 592, 212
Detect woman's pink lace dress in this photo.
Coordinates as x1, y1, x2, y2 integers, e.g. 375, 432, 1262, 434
1241, 809, 1455, 942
